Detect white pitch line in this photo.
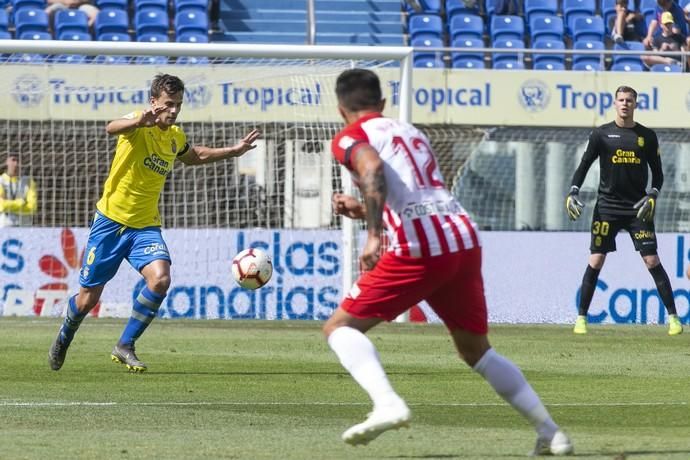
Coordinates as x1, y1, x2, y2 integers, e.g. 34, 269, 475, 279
0, 401, 686, 408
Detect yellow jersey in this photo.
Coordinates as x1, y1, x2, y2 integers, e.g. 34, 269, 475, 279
96, 111, 189, 228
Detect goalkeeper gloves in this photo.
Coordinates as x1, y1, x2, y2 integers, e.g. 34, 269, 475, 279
634, 188, 659, 222
565, 186, 584, 221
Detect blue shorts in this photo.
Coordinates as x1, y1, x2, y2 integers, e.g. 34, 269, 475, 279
79, 212, 172, 287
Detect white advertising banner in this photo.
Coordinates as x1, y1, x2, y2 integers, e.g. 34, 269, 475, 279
1, 229, 689, 324
2, 65, 689, 128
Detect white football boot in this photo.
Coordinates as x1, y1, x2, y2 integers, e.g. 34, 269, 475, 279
530, 429, 574, 456
342, 399, 411, 446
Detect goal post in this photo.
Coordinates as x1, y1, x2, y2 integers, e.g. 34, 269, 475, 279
0, 40, 414, 320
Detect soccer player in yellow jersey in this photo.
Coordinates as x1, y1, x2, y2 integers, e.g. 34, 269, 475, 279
48, 74, 260, 372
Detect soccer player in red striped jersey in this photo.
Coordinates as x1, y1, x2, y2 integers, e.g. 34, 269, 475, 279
323, 69, 573, 456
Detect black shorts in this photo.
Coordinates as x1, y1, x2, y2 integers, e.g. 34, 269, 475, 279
589, 206, 657, 256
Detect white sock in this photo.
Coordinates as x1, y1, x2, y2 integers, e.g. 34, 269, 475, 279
473, 348, 558, 439
328, 326, 402, 409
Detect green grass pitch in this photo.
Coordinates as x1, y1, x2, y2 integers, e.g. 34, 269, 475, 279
0, 318, 688, 459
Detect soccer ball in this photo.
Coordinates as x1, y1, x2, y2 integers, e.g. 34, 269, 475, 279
231, 248, 273, 290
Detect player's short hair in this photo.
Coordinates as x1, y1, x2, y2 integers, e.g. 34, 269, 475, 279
335, 69, 383, 112
150, 74, 185, 98
615, 85, 637, 99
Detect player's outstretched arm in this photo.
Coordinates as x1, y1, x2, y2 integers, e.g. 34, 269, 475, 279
105, 106, 166, 136
332, 193, 366, 220
179, 129, 261, 165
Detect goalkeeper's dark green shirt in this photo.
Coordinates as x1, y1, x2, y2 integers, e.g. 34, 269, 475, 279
570, 121, 663, 217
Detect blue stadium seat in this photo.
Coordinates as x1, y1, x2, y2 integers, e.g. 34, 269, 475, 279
601, 0, 616, 34
492, 38, 525, 66
571, 61, 604, 71
93, 54, 130, 63
613, 40, 644, 68
0, 30, 10, 39
412, 36, 444, 62
493, 60, 525, 69
530, 15, 564, 42
176, 31, 208, 42
96, 0, 127, 10
572, 16, 605, 42
404, 0, 441, 13
408, 13, 443, 40
490, 15, 524, 42
0, 9, 8, 32
174, 11, 208, 36
11, 0, 45, 12
177, 56, 209, 65
54, 54, 87, 63
98, 32, 131, 41
413, 56, 445, 68
639, 0, 656, 15
58, 31, 91, 40
135, 55, 169, 64
451, 37, 485, 68
485, 0, 519, 17
95, 10, 129, 36
563, 0, 596, 35
135, 0, 168, 13
532, 38, 565, 67
7, 53, 46, 63
174, 0, 207, 14
19, 30, 50, 39
534, 61, 566, 70
14, 8, 49, 38
650, 62, 682, 72
136, 10, 169, 37
137, 32, 168, 42
448, 14, 483, 41
446, 0, 480, 19
610, 62, 644, 71
572, 39, 605, 68
524, 0, 559, 25
54, 9, 89, 37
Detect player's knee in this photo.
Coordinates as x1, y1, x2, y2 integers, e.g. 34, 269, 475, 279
149, 274, 171, 293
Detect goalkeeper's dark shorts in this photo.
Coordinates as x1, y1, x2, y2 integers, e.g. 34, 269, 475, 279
589, 206, 657, 256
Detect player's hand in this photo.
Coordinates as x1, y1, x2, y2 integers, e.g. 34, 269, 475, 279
634, 188, 658, 222
332, 193, 365, 219
565, 186, 584, 221
359, 233, 381, 271
233, 129, 261, 156
137, 106, 166, 128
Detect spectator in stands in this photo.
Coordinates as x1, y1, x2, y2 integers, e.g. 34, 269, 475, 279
0, 153, 37, 228
45, 0, 99, 28
643, 0, 688, 49
610, 0, 645, 44
642, 11, 686, 67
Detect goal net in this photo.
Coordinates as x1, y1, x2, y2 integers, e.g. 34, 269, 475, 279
0, 41, 413, 320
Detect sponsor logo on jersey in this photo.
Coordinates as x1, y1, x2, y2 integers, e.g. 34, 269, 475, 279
607, 134, 621, 138
637, 136, 645, 147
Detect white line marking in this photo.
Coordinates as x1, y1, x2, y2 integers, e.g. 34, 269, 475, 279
0, 401, 686, 408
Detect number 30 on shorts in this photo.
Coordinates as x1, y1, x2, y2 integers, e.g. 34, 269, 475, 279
592, 221, 609, 235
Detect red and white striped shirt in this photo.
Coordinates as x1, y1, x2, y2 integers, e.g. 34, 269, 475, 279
331, 113, 480, 258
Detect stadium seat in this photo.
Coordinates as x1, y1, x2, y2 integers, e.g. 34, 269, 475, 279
11, 0, 45, 12
96, 0, 127, 10
572, 16, 605, 42
563, 0, 596, 35
530, 15, 564, 42
58, 31, 91, 40
14, 8, 49, 38
524, 0, 559, 25
490, 15, 524, 42
54, 54, 87, 63
135, 10, 169, 37
493, 60, 525, 69
95, 9, 129, 36
92, 54, 130, 63
174, 11, 208, 37
639, 0, 656, 15
54, 9, 89, 37
650, 62, 682, 72
600, 0, 616, 34
0, 30, 10, 39
177, 56, 209, 65
403, 0, 441, 13
19, 30, 50, 39
135, 0, 168, 13
7, 53, 46, 63
412, 36, 444, 63
534, 61, 566, 70
0, 10, 8, 33
137, 32, 168, 42
448, 14, 483, 41
98, 32, 131, 41
413, 55, 445, 68
610, 62, 644, 71
492, 38, 524, 66
174, 0, 207, 14
532, 38, 565, 67
571, 60, 604, 70
135, 55, 169, 64
446, 0, 480, 19
176, 31, 208, 42
485, 0, 519, 17
572, 39, 605, 68
451, 37, 485, 68
612, 40, 644, 68
408, 13, 443, 40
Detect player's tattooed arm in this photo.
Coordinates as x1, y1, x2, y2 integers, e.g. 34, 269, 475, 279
352, 144, 387, 235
